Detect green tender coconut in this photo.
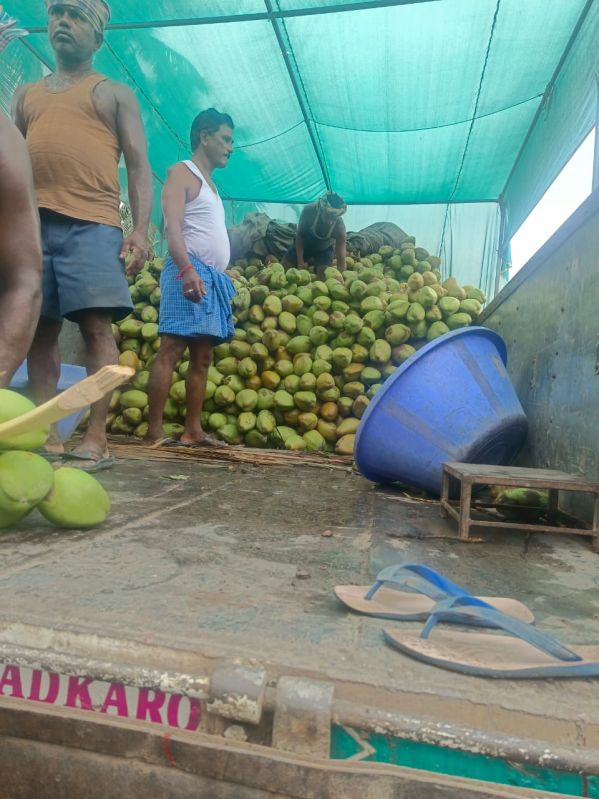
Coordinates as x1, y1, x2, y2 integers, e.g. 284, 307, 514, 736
0, 389, 49, 451
38, 468, 110, 529
0, 450, 54, 515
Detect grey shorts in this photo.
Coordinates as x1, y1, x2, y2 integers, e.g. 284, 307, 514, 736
40, 209, 133, 322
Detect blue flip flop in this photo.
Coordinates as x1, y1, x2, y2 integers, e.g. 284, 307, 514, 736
334, 563, 534, 624
383, 595, 599, 679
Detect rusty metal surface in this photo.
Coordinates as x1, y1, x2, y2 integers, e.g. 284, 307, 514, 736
208, 664, 267, 725
0, 699, 578, 799
1, 460, 599, 771
272, 677, 334, 758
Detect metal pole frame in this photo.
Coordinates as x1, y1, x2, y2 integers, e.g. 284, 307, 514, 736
593, 74, 599, 193
26, 1, 441, 33
494, 197, 508, 298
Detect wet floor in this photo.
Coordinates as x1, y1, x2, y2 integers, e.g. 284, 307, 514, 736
1, 456, 599, 747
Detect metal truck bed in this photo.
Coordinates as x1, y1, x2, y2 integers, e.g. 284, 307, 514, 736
0, 456, 598, 796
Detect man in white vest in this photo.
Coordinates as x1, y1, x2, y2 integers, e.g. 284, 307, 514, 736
146, 109, 236, 448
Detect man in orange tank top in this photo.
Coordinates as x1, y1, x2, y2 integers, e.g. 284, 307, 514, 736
12, 0, 152, 472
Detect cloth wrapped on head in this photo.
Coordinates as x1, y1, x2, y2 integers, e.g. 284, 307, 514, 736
317, 192, 347, 218
45, 0, 110, 35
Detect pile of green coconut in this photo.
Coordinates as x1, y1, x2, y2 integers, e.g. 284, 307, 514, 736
108, 236, 486, 455
0, 390, 109, 530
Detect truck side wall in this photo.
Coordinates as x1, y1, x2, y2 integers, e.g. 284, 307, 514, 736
481, 191, 599, 517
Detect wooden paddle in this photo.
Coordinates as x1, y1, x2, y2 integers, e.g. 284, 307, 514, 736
0, 365, 134, 439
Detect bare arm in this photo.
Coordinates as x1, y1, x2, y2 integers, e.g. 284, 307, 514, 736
0, 114, 42, 384
296, 231, 306, 268
295, 207, 309, 268
162, 165, 192, 272
0, 114, 41, 275
335, 222, 347, 271
10, 84, 31, 135
113, 83, 152, 274
162, 164, 205, 303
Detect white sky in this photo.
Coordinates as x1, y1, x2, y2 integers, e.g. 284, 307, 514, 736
510, 129, 595, 276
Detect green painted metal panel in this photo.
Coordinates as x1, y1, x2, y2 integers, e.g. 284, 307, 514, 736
331, 725, 596, 796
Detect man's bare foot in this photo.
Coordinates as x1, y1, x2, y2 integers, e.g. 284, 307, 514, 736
63, 444, 115, 472
180, 432, 229, 448
65, 436, 114, 472
180, 433, 206, 445
145, 428, 167, 445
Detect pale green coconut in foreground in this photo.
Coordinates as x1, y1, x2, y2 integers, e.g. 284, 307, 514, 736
0, 505, 32, 529
0, 389, 49, 451
38, 468, 110, 529
0, 450, 55, 515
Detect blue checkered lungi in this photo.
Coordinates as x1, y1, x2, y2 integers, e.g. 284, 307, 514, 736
158, 255, 236, 343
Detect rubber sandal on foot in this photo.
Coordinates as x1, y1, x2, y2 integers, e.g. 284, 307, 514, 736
62, 451, 115, 473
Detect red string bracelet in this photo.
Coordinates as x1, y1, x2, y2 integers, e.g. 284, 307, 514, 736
175, 263, 194, 281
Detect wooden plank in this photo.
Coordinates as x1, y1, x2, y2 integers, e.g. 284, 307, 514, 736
459, 519, 595, 535
440, 501, 460, 522
442, 498, 593, 534
443, 463, 599, 491
449, 502, 587, 526
441, 462, 599, 545
444, 462, 576, 479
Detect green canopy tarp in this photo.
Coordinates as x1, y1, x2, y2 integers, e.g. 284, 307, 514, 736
4, 0, 599, 296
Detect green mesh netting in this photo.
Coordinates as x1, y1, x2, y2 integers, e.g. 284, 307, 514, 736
5, 0, 599, 294
504, 0, 599, 238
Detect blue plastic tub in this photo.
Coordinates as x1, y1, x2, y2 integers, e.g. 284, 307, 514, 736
354, 327, 528, 496
9, 361, 88, 443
